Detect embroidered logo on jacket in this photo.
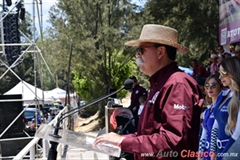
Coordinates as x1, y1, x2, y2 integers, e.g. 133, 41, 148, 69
135, 90, 139, 94
173, 104, 186, 110
221, 105, 228, 112
151, 91, 159, 104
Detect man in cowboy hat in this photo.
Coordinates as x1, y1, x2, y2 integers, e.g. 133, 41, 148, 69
94, 24, 204, 160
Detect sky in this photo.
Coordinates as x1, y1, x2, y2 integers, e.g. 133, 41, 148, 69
0, 0, 56, 32
1, 0, 146, 33
24, 0, 57, 31
29, 0, 145, 31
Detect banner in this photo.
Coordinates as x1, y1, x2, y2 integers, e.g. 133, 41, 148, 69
219, 0, 240, 45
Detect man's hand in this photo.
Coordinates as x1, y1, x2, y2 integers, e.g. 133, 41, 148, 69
93, 132, 125, 146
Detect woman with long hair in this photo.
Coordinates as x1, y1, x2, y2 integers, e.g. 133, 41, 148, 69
198, 75, 223, 160
223, 57, 240, 158
210, 57, 240, 160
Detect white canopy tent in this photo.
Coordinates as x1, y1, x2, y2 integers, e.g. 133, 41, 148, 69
4, 81, 54, 106
50, 87, 67, 99
44, 87, 74, 103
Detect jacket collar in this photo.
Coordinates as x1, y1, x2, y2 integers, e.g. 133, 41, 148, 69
149, 62, 180, 88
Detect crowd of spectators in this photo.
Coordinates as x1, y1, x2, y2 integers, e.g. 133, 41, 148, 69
191, 44, 240, 87
193, 44, 240, 160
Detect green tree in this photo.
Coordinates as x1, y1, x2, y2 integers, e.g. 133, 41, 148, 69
143, 0, 219, 67
42, 0, 144, 115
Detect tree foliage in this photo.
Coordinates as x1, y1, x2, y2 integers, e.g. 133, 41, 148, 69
43, 0, 143, 101
39, 0, 220, 110
0, 0, 221, 106
144, 0, 219, 67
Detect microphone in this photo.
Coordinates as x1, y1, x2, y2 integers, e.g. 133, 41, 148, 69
123, 78, 134, 90
47, 79, 133, 160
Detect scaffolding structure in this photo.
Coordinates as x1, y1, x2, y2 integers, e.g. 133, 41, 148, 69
0, 0, 53, 159
0, 0, 52, 103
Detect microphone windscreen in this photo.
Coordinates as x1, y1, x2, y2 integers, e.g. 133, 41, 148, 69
124, 79, 133, 90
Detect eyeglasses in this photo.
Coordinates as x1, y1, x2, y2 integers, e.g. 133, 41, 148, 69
205, 83, 217, 89
136, 45, 159, 56
219, 69, 228, 77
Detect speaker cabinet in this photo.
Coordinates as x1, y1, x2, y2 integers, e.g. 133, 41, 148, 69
0, 137, 32, 157
0, 94, 24, 138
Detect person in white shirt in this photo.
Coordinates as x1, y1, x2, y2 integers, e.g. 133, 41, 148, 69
44, 113, 50, 123
48, 110, 53, 122
138, 95, 147, 116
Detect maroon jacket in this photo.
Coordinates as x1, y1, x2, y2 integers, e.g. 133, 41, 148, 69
193, 64, 209, 78
121, 62, 204, 160
129, 84, 148, 110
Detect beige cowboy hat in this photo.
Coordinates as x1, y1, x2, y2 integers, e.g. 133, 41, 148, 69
235, 45, 240, 52
210, 54, 218, 59
125, 24, 189, 54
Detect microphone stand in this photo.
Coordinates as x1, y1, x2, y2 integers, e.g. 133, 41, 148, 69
47, 79, 133, 160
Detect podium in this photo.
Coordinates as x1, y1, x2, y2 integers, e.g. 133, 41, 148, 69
35, 124, 121, 158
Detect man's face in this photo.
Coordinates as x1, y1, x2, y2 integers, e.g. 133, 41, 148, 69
135, 42, 161, 76
235, 51, 240, 57
132, 80, 137, 87
225, 53, 231, 58
230, 45, 235, 52
208, 58, 213, 63
191, 61, 197, 68
209, 50, 215, 54
217, 47, 224, 53
212, 57, 218, 62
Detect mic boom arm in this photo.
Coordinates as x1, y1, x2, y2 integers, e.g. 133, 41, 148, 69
47, 78, 133, 160
56, 78, 133, 125
58, 86, 125, 125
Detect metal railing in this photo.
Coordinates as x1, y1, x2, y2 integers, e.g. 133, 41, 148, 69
13, 106, 69, 160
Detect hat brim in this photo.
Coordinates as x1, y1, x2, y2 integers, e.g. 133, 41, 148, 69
125, 39, 189, 54
211, 56, 218, 59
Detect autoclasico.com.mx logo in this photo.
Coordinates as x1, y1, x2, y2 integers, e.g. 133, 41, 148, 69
140, 150, 238, 158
